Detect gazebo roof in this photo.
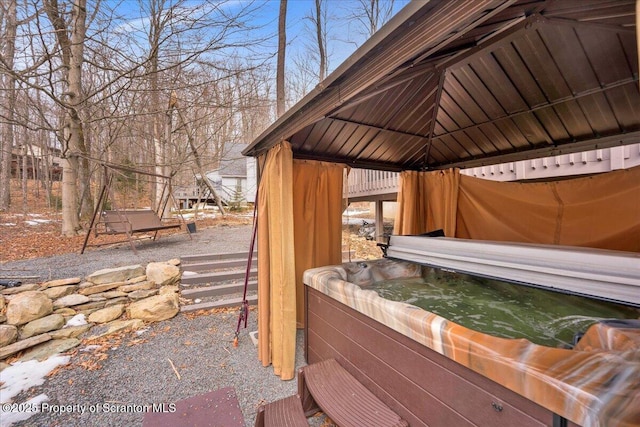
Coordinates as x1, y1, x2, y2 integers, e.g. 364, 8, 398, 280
244, 0, 639, 171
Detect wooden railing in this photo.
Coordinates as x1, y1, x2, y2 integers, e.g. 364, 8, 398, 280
174, 187, 201, 200
461, 144, 640, 181
345, 169, 399, 201
344, 144, 640, 200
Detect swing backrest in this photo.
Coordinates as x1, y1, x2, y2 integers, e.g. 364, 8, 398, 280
102, 210, 178, 234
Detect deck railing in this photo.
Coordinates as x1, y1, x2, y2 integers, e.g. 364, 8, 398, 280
460, 144, 640, 181
343, 144, 640, 200
345, 169, 399, 201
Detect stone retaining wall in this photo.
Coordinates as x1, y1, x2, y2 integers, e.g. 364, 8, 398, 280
0, 260, 183, 366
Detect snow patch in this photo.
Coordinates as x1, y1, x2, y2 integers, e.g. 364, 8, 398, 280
0, 393, 49, 426
181, 270, 198, 276
64, 314, 87, 328
25, 219, 53, 226
0, 355, 70, 403
0, 355, 69, 426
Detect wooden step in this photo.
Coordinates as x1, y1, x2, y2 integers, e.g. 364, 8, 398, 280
255, 395, 308, 427
298, 358, 407, 427
181, 281, 257, 299
181, 258, 257, 272
181, 268, 257, 285
180, 295, 258, 312
181, 251, 256, 264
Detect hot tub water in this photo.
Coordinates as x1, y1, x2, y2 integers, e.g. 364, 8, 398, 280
369, 269, 639, 348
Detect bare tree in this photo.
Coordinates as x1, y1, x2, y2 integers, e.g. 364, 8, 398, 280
295, 0, 330, 88
43, 0, 90, 236
350, 0, 396, 37
276, 0, 287, 117
0, 0, 280, 233
133, 0, 269, 208
289, 50, 318, 102
313, 0, 327, 82
0, 0, 17, 210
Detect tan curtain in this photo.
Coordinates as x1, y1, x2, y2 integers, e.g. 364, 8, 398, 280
394, 169, 459, 236
257, 142, 297, 380
292, 160, 345, 327
457, 166, 640, 252
257, 144, 346, 380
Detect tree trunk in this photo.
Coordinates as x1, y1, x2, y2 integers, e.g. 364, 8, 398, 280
44, 0, 89, 236
21, 143, 27, 214
314, 0, 326, 82
0, 0, 17, 210
277, 0, 287, 117
65, 0, 88, 235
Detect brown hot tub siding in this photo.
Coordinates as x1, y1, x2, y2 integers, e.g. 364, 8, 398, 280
305, 286, 581, 427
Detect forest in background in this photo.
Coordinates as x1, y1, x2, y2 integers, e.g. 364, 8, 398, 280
0, 0, 404, 236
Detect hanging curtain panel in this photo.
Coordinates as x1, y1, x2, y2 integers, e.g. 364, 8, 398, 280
394, 169, 459, 237
257, 143, 346, 380
395, 166, 640, 252
293, 160, 345, 327
257, 142, 297, 380
457, 166, 640, 252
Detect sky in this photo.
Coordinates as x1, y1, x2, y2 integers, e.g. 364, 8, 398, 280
106, 0, 410, 77
255, 0, 410, 74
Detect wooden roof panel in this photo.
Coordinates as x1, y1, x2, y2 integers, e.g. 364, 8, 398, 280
469, 55, 530, 114
492, 44, 548, 108
532, 108, 571, 143
605, 85, 640, 131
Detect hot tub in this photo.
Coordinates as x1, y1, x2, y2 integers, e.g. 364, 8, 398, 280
303, 238, 640, 427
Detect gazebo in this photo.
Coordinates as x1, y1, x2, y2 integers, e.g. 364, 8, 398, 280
243, 0, 639, 404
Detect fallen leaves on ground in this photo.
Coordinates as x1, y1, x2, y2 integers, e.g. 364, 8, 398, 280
126, 338, 148, 347
183, 307, 236, 320
1, 180, 382, 263
0, 179, 253, 263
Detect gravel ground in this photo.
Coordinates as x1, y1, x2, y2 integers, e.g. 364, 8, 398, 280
1, 224, 254, 283
1, 224, 318, 427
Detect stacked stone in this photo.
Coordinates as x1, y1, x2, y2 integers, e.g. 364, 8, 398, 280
0, 260, 182, 365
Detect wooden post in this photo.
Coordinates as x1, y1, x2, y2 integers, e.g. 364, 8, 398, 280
375, 200, 384, 242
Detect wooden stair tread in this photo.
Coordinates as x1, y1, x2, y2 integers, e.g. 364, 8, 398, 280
181, 251, 257, 263
180, 295, 257, 312
301, 359, 407, 427
180, 268, 257, 284
260, 395, 308, 427
180, 258, 257, 272
181, 280, 257, 299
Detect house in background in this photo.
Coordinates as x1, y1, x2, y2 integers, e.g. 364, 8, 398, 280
204, 143, 257, 206
174, 143, 256, 208
10, 144, 62, 181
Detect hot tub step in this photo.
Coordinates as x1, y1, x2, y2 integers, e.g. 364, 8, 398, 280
255, 395, 308, 427
299, 358, 407, 427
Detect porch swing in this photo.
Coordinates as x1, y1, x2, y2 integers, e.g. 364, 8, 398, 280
80, 164, 191, 254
